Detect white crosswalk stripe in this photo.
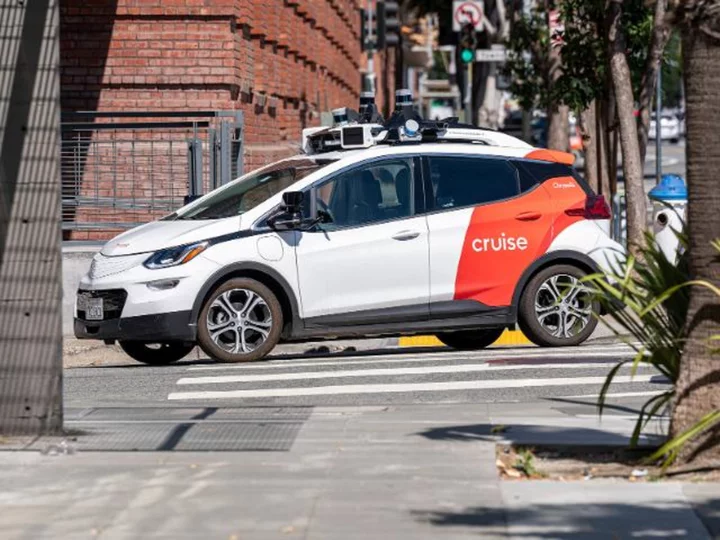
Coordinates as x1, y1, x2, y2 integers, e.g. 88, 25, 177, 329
168, 375, 658, 400
185, 343, 641, 372
177, 362, 625, 386
168, 344, 666, 403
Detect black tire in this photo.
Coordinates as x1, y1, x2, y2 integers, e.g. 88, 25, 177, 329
671, 138, 679, 145
436, 327, 505, 350
197, 278, 283, 363
119, 341, 194, 365
518, 264, 599, 347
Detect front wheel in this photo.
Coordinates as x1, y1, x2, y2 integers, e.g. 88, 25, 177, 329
518, 265, 599, 347
119, 341, 195, 365
436, 327, 505, 350
197, 278, 283, 363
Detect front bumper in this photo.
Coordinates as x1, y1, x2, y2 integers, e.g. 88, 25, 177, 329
74, 311, 196, 342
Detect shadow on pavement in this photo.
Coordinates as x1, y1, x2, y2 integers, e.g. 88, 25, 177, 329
416, 423, 665, 447
544, 396, 648, 416
412, 499, 717, 538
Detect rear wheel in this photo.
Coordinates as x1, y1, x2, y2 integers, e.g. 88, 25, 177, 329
518, 264, 599, 347
436, 327, 505, 350
197, 278, 283, 363
119, 341, 194, 365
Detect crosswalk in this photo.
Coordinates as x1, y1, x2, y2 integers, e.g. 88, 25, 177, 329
167, 343, 668, 404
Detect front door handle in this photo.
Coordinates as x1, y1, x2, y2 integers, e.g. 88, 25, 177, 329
392, 230, 420, 241
515, 211, 542, 221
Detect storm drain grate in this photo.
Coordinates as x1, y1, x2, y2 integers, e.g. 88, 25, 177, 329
10, 407, 314, 452
66, 406, 314, 423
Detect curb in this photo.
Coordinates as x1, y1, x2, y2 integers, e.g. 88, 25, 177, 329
398, 329, 532, 348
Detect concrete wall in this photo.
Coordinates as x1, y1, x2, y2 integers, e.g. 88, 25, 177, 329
62, 242, 101, 336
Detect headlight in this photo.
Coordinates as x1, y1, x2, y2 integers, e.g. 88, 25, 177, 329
143, 242, 208, 269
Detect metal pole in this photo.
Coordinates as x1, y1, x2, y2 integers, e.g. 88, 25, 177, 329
365, 3, 375, 94
656, 63, 662, 185
0, 0, 63, 435
464, 62, 473, 124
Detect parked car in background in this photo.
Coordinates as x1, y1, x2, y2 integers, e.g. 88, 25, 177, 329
501, 111, 547, 147
649, 112, 681, 144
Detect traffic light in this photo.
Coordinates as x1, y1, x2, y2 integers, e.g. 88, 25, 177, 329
377, 1, 400, 49
360, 8, 369, 51
459, 23, 476, 64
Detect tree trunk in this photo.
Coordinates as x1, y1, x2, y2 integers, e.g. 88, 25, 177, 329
547, 4, 568, 151
579, 100, 611, 197
670, 25, 720, 464
637, 0, 671, 166
607, 0, 647, 255
579, 102, 600, 193
548, 105, 569, 151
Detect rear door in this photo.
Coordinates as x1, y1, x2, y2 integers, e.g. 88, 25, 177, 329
424, 155, 554, 310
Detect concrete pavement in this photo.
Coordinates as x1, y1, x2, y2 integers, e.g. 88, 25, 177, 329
0, 401, 717, 539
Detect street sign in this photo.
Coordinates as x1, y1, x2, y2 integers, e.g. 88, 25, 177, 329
475, 48, 507, 62
452, 0, 483, 32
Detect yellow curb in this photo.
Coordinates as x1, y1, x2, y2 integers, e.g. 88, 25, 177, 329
398, 329, 532, 348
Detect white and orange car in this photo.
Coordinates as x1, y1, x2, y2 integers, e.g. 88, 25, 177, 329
75, 101, 625, 364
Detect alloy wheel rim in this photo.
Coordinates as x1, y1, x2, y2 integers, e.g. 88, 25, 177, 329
206, 289, 272, 354
534, 274, 593, 339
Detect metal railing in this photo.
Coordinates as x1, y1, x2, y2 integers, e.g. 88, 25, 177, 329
61, 111, 243, 233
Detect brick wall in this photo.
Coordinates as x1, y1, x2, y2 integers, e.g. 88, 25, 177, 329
60, 0, 364, 238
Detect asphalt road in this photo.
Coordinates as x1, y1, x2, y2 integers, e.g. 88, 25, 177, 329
64, 342, 669, 410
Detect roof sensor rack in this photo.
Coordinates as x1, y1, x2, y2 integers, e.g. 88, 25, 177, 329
301, 89, 532, 155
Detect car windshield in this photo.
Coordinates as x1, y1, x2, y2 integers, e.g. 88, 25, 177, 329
174, 158, 329, 220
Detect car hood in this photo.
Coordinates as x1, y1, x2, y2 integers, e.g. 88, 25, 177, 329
101, 218, 242, 257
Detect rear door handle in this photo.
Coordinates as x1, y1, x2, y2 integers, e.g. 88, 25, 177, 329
392, 230, 420, 241
515, 211, 542, 221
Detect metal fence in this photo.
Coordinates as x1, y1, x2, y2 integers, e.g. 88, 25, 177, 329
61, 111, 243, 232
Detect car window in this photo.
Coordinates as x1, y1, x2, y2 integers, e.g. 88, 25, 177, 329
517, 160, 592, 195
175, 159, 328, 220
426, 156, 519, 210
313, 159, 414, 230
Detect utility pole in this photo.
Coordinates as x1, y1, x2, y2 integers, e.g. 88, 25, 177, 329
0, 0, 63, 435
363, 4, 376, 94
459, 22, 477, 124
465, 63, 473, 123
656, 64, 663, 184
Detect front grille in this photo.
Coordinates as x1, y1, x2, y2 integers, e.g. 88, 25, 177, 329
77, 289, 127, 320
88, 253, 147, 279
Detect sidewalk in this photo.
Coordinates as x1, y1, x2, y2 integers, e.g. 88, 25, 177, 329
1, 401, 717, 539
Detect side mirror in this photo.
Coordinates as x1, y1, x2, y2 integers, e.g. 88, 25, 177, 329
282, 191, 304, 211
268, 211, 302, 231
268, 192, 304, 231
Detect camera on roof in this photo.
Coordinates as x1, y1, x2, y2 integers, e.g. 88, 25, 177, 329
332, 107, 359, 127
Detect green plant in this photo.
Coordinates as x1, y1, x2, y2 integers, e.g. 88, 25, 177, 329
586, 233, 720, 470
513, 448, 541, 477
585, 231, 690, 446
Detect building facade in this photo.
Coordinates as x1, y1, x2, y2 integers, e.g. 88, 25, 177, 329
60, 0, 366, 238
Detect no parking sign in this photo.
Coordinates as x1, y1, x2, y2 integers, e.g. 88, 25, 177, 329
452, 0, 495, 33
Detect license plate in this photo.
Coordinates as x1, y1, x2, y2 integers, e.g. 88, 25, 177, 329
85, 298, 103, 320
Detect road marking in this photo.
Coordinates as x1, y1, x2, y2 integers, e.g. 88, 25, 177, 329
168, 374, 659, 400
187, 345, 638, 372
177, 362, 651, 386
561, 390, 667, 399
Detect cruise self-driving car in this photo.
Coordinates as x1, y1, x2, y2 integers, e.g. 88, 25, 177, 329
75, 97, 624, 364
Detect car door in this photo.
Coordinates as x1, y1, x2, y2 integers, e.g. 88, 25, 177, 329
424, 154, 554, 311
296, 157, 429, 323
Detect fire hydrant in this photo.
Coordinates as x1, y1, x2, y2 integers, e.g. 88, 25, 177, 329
648, 174, 687, 265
